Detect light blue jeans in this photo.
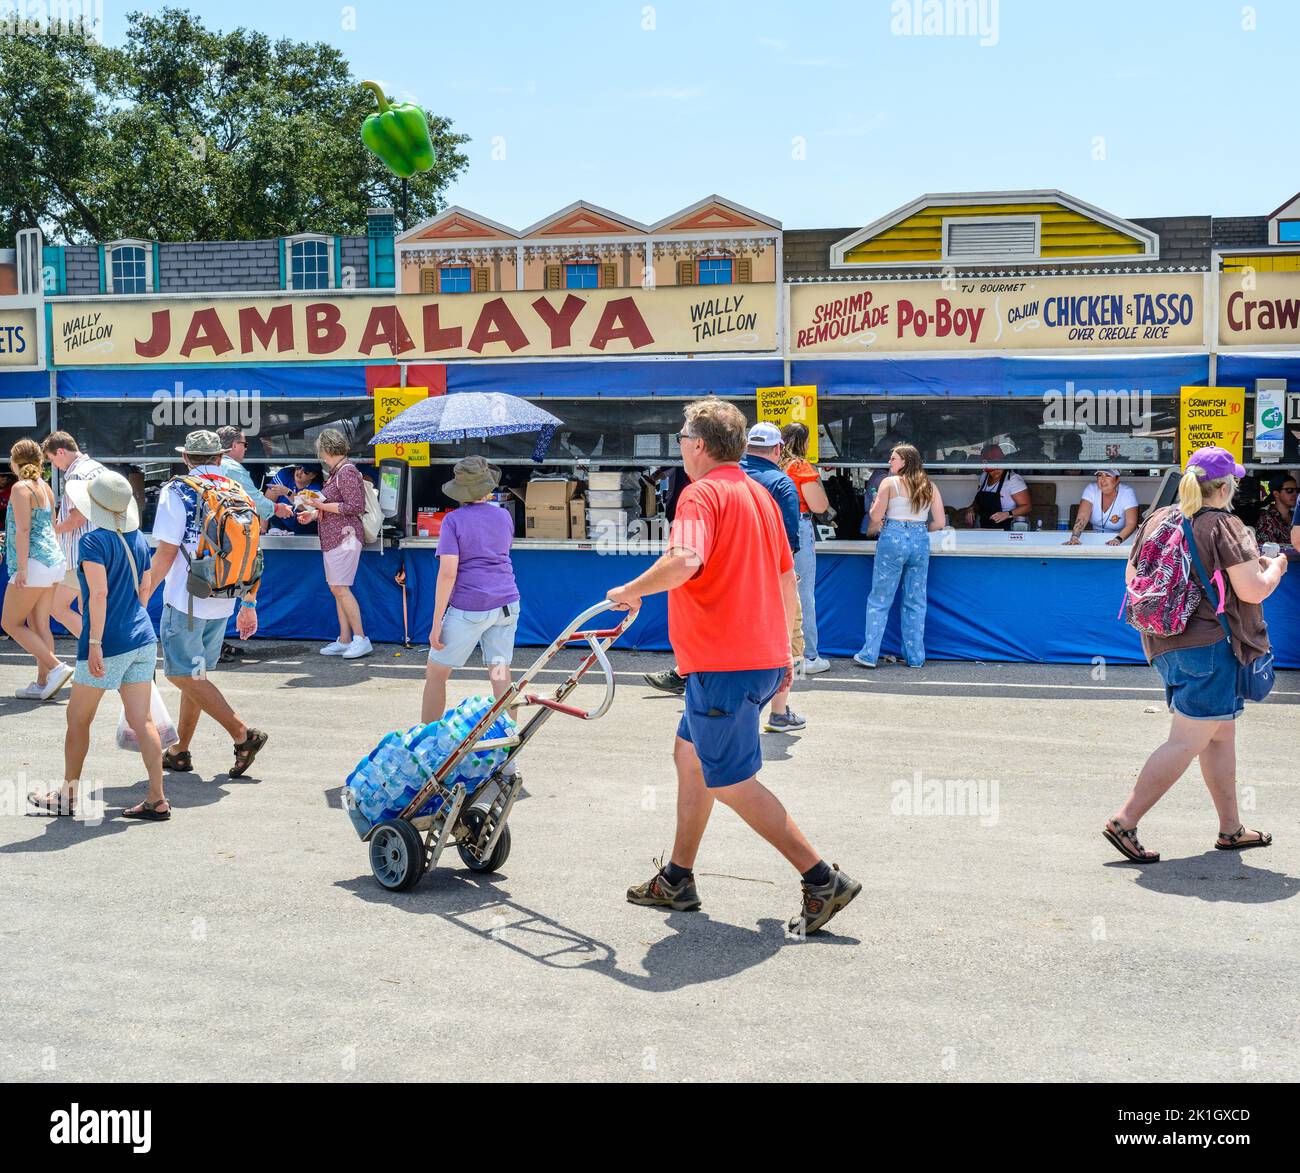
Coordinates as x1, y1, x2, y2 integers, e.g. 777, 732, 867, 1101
859, 520, 930, 667
794, 515, 819, 661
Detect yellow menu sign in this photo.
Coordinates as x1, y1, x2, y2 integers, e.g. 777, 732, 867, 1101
374, 386, 430, 466
1179, 386, 1245, 464
756, 385, 819, 462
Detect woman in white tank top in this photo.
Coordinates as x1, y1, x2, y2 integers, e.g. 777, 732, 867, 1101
856, 445, 946, 669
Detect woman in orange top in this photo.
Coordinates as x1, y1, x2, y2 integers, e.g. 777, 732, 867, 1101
780, 423, 831, 673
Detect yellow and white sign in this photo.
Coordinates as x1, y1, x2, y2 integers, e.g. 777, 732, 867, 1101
1218, 272, 1300, 346
374, 386, 430, 466
791, 273, 1204, 354
756, 385, 818, 462
48, 285, 778, 367
0, 306, 40, 368
1180, 386, 1245, 465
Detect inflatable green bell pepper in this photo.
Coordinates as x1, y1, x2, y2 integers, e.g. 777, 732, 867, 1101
360, 81, 436, 179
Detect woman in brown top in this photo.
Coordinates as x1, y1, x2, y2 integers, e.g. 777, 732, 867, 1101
1103, 447, 1287, 863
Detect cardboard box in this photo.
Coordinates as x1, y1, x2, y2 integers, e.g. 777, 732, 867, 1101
588, 488, 641, 510
416, 508, 449, 538
524, 478, 579, 539
642, 478, 658, 519
588, 470, 642, 491
587, 508, 635, 538
568, 497, 586, 539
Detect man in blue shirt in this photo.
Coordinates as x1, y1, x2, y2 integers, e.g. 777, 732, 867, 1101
740, 421, 805, 733
216, 426, 291, 529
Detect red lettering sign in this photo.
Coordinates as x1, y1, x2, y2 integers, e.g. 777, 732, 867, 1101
467, 298, 528, 353
589, 297, 653, 351
306, 303, 346, 354
135, 309, 171, 358
238, 304, 294, 353
531, 294, 586, 349
359, 306, 415, 356
179, 308, 234, 358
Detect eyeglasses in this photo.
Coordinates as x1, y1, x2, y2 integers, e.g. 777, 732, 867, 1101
676, 432, 699, 443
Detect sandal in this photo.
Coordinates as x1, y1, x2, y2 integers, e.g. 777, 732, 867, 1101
162, 748, 193, 773
1215, 825, 1272, 851
1102, 818, 1160, 863
123, 799, 171, 821
229, 728, 268, 779
28, 790, 76, 817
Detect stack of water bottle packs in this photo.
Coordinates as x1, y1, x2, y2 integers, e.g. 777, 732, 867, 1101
344, 696, 516, 826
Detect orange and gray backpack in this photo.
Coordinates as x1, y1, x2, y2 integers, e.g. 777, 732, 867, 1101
172, 472, 263, 627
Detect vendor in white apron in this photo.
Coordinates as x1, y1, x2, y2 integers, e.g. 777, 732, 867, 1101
1065, 468, 1140, 546
962, 445, 1031, 529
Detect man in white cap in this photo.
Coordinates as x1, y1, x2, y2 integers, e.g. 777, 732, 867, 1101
740, 420, 806, 733
145, 430, 268, 781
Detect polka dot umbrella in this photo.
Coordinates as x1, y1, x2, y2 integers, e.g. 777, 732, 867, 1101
370, 391, 564, 462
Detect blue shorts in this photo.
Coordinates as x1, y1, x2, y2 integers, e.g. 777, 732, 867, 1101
676, 667, 786, 788
428, 603, 519, 670
73, 642, 157, 690
160, 605, 227, 679
1153, 639, 1243, 722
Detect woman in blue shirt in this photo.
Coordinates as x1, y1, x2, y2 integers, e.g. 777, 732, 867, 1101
27, 470, 168, 821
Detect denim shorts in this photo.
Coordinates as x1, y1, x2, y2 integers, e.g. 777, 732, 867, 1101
1153, 638, 1243, 722
160, 605, 227, 678
428, 603, 520, 670
73, 641, 157, 690
676, 667, 786, 788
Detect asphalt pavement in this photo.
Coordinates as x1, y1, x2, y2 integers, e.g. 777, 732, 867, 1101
1, 638, 1297, 1082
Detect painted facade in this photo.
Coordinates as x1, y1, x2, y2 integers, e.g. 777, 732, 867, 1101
395, 196, 780, 295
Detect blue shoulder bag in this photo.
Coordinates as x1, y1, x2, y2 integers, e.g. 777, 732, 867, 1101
1182, 517, 1275, 702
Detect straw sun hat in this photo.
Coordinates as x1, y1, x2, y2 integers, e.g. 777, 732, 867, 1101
66, 469, 140, 535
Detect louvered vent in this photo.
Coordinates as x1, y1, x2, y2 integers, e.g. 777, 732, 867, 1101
945, 218, 1038, 260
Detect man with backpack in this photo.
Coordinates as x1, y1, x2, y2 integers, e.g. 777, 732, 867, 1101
146, 430, 269, 780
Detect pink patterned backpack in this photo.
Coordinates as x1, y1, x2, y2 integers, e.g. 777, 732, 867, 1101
1122, 506, 1203, 636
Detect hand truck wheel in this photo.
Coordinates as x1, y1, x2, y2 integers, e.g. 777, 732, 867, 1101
456, 808, 512, 873
369, 818, 426, 891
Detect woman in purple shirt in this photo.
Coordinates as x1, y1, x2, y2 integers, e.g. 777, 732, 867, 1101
421, 457, 520, 723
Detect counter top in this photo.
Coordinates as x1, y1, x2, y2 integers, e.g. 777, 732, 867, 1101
397, 532, 1134, 558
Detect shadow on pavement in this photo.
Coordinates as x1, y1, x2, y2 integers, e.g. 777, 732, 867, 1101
0, 772, 262, 854
336, 870, 856, 992
1106, 851, 1300, 903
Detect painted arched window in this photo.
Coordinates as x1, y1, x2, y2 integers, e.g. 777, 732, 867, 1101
287, 236, 332, 290
107, 241, 152, 294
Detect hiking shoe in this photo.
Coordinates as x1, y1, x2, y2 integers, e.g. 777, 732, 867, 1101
801, 656, 831, 675
627, 857, 701, 911
788, 865, 862, 936
644, 668, 686, 695
764, 707, 806, 733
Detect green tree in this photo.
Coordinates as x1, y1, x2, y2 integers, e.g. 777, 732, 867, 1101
0, 8, 469, 245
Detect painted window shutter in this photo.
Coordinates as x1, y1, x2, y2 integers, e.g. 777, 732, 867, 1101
677, 259, 695, 286
601, 262, 618, 288
420, 268, 436, 294
545, 264, 562, 289
474, 267, 490, 292
736, 257, 752, 283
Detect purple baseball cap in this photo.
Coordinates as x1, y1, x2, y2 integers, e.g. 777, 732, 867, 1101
1185, 446, 1245, 480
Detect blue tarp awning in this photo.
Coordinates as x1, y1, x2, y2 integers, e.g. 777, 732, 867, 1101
55, 364, 369, 398
791, 354, 1211, 397
1217, 354, 1300, 388
0, 370, 51, 399
445, 358, 786, 397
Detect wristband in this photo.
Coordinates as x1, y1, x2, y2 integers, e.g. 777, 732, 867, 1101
240, 600, 257, 610
89, 638, 102, 646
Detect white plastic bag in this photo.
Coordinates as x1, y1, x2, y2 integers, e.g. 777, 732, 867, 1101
116, 682, 180, 752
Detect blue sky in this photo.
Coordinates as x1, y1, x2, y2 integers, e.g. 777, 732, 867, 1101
97, 0, 1296, 229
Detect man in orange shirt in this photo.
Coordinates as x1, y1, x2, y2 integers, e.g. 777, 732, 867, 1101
607, 400, 860, 935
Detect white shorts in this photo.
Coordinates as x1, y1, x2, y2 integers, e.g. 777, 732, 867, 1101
21, 559, 68, 589
428, 603, 520, 670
